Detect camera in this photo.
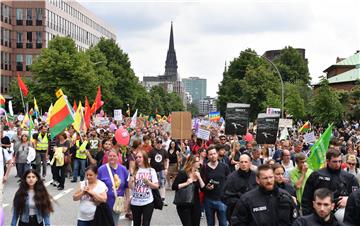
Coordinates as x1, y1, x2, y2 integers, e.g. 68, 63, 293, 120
209, 179, 220, 185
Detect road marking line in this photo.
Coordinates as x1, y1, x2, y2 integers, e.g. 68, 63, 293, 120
53, 188, 74, 200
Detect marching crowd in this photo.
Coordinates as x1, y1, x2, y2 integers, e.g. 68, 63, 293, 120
1, 116, 360, 226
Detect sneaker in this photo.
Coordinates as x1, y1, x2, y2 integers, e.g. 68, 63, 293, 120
201, 212, 205, 219
163, 200, 168, 206
58, 186, 64, 190
70, 180, 77, 183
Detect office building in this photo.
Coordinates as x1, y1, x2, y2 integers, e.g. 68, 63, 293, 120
182, 77, 206, 105
199, 96, 217, 115
0, 0, 116, 95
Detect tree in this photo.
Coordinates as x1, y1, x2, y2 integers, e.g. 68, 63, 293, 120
348, 80, 360, 120
148, 86, 184, 115
95, 38, 148, 113
273, 46, 310, 84
217, 49, 265, 115
187, 103, 199, 116
29, 36, 97, 110
309, 77, 343, 125
284, 82, 306, 120
239, 65, 281, 120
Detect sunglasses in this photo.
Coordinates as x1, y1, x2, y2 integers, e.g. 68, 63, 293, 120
347, 162, 356, 166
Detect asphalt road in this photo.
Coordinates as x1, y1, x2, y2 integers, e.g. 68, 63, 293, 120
2, 166, 207, 226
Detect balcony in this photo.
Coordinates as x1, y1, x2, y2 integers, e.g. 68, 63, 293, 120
26, 43, 33, 48
16, 20, 23, 25
17, 43, 23, 48
36, 20, 42, 26
36, 43, 42, 48
26, 20, 33, 26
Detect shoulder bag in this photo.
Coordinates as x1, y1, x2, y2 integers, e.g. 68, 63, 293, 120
148, 168, 163, 210
173, 181, 195, 206
106, 164, 125, 214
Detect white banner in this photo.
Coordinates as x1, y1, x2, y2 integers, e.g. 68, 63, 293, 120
303, 131, 316, 143
114, 109, 122, 121
196, 128, 210, 141
278, 119, 293, 128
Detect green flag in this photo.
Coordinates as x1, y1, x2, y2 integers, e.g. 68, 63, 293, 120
307, 123, 333, 170
28, 115, 35, 138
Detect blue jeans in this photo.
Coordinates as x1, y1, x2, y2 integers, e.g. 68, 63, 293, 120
73, 159, 86, 181
203, 198, 227, 226
112, 210, 120, 226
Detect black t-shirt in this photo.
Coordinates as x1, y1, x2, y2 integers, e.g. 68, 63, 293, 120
201, 162, 230, 200
149, 148, 169, 172
168, 148, 178, 164
1, 136, 11, 149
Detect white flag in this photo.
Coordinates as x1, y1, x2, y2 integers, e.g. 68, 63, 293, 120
8, 100, 14, 116
130, 109, 138, 129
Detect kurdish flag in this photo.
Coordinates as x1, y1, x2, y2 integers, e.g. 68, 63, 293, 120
50, 95, 74, 139
0, 94, 5, 115
307, 123, 333, 170
299, 121, 311, 133
209, 111, 220, 122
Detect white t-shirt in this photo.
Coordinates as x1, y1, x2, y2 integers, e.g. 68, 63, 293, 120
131, 167, 158, 206
78, 180, 108, 221
0, 147, 12, 181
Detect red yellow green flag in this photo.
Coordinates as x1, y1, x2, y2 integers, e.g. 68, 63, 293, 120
50, 95, 74, 139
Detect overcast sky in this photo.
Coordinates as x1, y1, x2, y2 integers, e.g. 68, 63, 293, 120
79, 0, 359, 97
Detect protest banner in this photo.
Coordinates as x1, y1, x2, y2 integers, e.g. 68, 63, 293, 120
278, 118, 293, 128
114, 109, 122, 121
266, 107, 281, 115
303, 131, 316, 143
196, 128, 210, 140
225, 103, 250, 135
256, 113, 280, 144
171, 111, 192, 139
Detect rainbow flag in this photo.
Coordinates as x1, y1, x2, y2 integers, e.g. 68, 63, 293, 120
209, 111, 220, 122
50, 95, 74, 139
0, 94, 5, 115
21, 113, 30, 129
299, 121, 311, 133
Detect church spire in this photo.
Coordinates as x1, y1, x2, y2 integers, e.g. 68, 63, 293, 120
164, 21, 178, 81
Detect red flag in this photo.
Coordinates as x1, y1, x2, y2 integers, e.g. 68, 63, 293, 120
17, 74, 28, 97
91, 86, 102, 114
84, 97, 91, 129
73, 100, 77, 112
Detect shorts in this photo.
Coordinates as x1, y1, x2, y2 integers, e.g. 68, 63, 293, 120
156, 171, 166, 188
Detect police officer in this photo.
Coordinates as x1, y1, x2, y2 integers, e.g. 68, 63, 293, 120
293, 188, 341, 226
231, 164, 298, 226
344, 189, 360, 226
33, 125, 49, 180
302, 149, 359, 216
222, 153, 257, 224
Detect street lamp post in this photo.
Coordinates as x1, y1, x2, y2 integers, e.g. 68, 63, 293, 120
241, 51, 284, 118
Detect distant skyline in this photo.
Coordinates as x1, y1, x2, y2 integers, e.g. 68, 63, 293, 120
79, 0, 359, 97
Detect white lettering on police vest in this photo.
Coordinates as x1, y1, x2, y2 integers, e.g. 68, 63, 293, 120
319, 176, 330, 181
253, 206, 267, 212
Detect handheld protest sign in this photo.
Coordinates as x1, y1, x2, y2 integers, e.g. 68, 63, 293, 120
225, 103, 250, 135
171, 112, 192, 140
256, 113, 280, 144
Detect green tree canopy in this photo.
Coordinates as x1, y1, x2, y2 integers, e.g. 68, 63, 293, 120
309, 78, 343, 125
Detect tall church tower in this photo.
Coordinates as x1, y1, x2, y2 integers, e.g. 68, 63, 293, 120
163, 22, 179, 81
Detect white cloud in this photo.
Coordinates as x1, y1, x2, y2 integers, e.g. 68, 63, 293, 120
80, 0, 360, 96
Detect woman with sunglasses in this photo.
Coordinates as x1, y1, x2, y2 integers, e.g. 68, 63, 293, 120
172, 155, 205, 226
345, 154, 360, 183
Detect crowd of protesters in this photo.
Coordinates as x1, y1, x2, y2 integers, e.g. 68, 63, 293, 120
1, 114, 360, 226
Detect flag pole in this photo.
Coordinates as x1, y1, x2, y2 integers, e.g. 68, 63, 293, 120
19, 86, 26, 113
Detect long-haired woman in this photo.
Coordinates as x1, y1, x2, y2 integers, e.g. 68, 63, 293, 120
166, 141, 180, 189
172, 155, 205, 226
129, 151, 159, 226
14, 134, 32, 179
11, 169, 53, 226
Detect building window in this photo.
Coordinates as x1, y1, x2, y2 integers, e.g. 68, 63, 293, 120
36, 31, 42, 48
16, 8, 23, 25
17, 32, 23, 48
16, 54, 23, 71
26, 32, 32, 48
35, 8, 42, 25
26, 55, 32, 71
26, 8, 32, 25
2, 4, 11, 24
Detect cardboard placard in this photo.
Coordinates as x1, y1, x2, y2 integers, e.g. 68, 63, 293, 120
197, 128, 210, 140
303, 131, 316, 143
278, 118, 293, 128
256, 113, 280, 144
225, 103, 250, 135
114, 109, 123, 121
171, 112, 192, 139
